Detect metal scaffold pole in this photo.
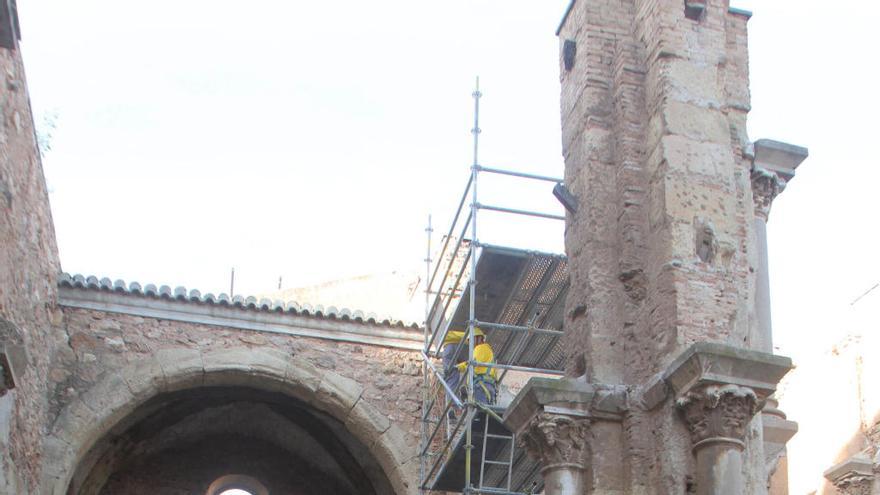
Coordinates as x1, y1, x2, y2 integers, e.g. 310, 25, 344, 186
465, 76, 481, 495
419, 215, 433, 495
418, 76, 565, 495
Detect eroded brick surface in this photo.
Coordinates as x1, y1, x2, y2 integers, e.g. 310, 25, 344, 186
0, 46, 62, 493
558, 0, 764, 492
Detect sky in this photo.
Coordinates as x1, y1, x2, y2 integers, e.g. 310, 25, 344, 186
14, 1, 880, 493
19, 0, 572, 298
17, 0, 879, 383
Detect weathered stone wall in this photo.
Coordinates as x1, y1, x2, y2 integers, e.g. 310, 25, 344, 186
0, 41, 63, 492
558, 0, 767, 492
55, 307, 424, 437
560, 0, 755, 388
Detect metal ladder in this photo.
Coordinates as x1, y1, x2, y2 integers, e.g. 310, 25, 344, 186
478, 411, 517, 493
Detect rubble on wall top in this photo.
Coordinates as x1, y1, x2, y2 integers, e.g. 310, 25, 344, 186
57, 272, 421, 329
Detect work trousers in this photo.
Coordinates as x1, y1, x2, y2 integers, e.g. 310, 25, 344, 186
442, 343, 463, 401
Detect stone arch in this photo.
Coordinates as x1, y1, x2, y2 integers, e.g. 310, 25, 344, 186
205, 474, 269, 495
41, 346, 416, 495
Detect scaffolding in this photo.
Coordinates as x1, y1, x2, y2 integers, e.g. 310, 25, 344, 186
418, 81, 570, 495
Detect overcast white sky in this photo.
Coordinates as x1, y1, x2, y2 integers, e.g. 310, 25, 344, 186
16, 0, 879, 382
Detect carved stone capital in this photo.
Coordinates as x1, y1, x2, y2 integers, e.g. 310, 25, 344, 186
677, 384, 758, 450
662, 342, 792, 456
751, 167, 786, 220
749, 139, 808, 220
518, 412, 591, 471
503, 376, 598, 491
831, 473, 874, 495
825, 454, 876, 495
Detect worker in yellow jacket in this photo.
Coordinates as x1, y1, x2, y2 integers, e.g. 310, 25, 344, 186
454, 328, 497, 405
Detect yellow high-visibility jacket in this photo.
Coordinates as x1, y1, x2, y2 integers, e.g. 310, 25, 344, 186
456, 342, 497, 380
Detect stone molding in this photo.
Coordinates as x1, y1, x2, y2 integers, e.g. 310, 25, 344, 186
518, 412, 591, 472
677, 384, 757, 450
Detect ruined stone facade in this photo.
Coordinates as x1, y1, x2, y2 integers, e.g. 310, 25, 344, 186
0, 1, 842, 494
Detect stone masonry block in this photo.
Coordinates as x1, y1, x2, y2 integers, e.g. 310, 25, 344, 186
119, 356, 164, 404
202, 348, 267, 388
279, 357, 321, 402
206, 348, 289, 391
663, 101, 730, 144
661, 171, 736, 233
78, 372, 136, 435
394, 455, 419, 495
158, 347, 204, 391
662, 58, 723, 107
373, 423, 416, 469
315, 371, 364, 419
50, 399, 98, 460
344, 397, 391, 449
40, 436, 75, 481
662, 134, 734, 177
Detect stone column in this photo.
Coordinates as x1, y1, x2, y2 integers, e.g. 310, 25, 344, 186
503, 377, 595, 495
749, 139, 809, 352
750, 165, 784, 353
664, 343, 793, 495
749, 140, 808, 494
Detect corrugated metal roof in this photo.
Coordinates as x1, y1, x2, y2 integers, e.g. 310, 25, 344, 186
437, 244, 569, 372
58, 273, 421, 329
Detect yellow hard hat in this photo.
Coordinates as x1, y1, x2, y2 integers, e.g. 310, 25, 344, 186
443, 326, 484, 344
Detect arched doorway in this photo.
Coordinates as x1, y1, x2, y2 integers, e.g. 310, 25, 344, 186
43, 348, 413, 495
206, 474, 269, 495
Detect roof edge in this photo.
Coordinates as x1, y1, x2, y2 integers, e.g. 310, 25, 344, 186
57, 272, 422, 330
556, 0, 577, 36
728, 6, 753, 19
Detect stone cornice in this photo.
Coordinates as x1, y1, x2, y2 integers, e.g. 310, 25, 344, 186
58, 286, 424, 351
